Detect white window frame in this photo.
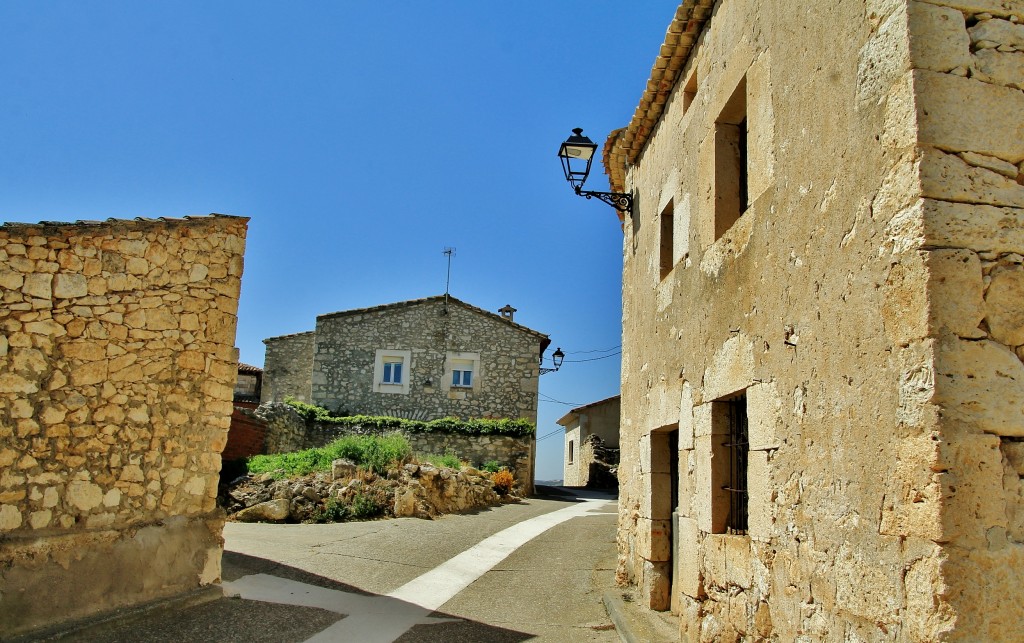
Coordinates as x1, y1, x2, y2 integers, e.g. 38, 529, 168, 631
450, 358, 474, 388
443, 351, 481, 393
373, 349, 412, 395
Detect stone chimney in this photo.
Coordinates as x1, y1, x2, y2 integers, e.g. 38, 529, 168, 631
498, 304, 517, 322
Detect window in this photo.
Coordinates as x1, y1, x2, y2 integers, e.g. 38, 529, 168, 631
682, 69, 698, 113
714, 77, 748, 241
373, 349, 412, 395
711, 393, 748, 534
444, 351, 480, 393
451, 363, 473, 387
659, 199, 674, 280
568, 440, 574, 464
382, 359, 403, 385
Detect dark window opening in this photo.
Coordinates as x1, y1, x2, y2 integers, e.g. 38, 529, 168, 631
722, 395, 748, 534
659, 200, 674, 280
714, 77, 749, 241
568, 440, 574, 464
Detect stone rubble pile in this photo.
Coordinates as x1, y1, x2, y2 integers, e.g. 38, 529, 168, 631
223, 459, 514, 523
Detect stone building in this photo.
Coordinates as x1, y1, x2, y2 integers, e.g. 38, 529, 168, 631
261, 295, 550, 478
558, 395, 620, 487
604, 0, 1024, 640
0, 214, 247, 637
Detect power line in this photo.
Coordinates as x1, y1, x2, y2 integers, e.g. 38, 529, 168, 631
561, 352, 622, 362
538, 393, 583, 406
564, 344, 620, 355
536, 428, 564, 443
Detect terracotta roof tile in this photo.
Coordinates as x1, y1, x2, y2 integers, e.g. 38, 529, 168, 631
602, 1, 715, 209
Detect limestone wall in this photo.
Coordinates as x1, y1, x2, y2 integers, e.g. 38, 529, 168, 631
0, 215, 247, 637
260, 331, 314, 404
909, 4, 1024, 639
612, 0, 1024, 640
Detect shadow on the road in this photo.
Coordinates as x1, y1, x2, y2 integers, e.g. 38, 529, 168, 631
531, 485, 618, 504
36, 551, 533, 642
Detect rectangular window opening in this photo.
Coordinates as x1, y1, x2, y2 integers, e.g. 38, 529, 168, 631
723, 395, 748, 534
714, 77, 749, 241
659, 200, 674, 280
682, 70, 698, 112
711, 393, 748, 535
451, 359, 474, 388
382, 360, 403, 385
568, 440, 574, 464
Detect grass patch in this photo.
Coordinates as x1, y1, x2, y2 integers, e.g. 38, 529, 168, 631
247, 433, 411, 479
418, 452, 465, 469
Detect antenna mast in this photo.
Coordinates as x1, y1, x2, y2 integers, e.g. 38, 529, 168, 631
442, 247, 456, 312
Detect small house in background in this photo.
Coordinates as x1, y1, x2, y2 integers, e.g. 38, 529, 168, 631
261, 294, 551, 490
558, 395, 620, 488
233, 363, 263, 408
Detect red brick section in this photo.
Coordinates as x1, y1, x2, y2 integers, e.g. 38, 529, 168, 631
223, 407, 267, 461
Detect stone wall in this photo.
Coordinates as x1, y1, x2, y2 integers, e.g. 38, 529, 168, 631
909, 4, 1024, 639
256, 403, 534, 492
610, 0, 1024, 640
0, 214, 247, 637
260, 331, 314, 404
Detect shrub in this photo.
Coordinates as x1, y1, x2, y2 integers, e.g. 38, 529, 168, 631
418, 452, 464, 470
350, 492, 384, 519
490, 469, 515, 495
481, 460, 502, 473
282, 400, 535, 437
311, 498, 348, 523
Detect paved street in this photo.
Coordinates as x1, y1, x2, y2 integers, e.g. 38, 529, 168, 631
54, 488, 620, 642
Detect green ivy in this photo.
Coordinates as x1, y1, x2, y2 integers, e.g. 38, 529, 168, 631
283, 398, 536, 437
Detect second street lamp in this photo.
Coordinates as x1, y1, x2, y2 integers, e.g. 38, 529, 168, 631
557, 128, 633, 216
539, 347, 565, 375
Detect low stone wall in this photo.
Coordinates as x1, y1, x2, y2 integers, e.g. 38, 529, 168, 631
0, 215, 247, 638
256, 403, 534, 493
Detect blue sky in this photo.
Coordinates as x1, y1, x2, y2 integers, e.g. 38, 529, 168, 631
0, 2, 680, 480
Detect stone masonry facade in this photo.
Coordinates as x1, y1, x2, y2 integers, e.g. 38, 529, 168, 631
609, 1, 1024, 641
259, 330, 314, 404
262, 296, 548, 492
263, 295, 549, 424
0, 215, 247, 637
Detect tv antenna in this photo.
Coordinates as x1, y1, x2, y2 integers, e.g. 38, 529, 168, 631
443, 247, 456, 312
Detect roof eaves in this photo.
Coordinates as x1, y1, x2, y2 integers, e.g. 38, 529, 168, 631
316, 295, 550, 343
602, 1, 714, 197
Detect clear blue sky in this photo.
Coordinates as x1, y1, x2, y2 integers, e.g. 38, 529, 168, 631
0, 2, 680, 481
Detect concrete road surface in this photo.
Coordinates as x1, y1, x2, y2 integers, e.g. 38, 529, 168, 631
44, 487, 620, 642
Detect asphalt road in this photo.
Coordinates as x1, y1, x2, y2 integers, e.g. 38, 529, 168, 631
51, 487, 620, 642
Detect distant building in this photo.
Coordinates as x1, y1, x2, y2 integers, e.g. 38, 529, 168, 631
558, 395, 620, 487
233, 362, 263, 407
262, 295, 549, 423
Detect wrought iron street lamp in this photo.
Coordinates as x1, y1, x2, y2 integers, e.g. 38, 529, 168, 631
557, 128, 633, 216
539, 347, 565, 375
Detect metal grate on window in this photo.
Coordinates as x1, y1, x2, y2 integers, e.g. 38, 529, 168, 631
722, 395, 748, 535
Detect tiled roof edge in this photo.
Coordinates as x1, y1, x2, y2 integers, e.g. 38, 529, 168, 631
602, 1, 714, 197
316, 294, 550, 341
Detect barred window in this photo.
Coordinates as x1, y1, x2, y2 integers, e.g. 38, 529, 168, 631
722, 395, 748, 534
